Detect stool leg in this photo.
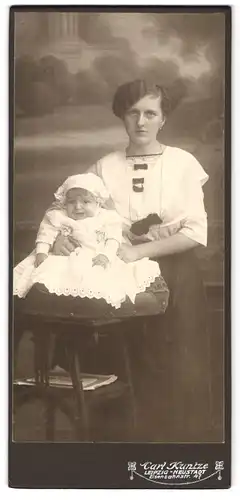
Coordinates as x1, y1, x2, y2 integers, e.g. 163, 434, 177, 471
33, 332, 41, 384
45, 393, 56, 441
67, 343, 89, 441
32, 329, 56, 442
12, 326, 22, 440
122, 332, 137, 435
42, 331, 57, 442
13, 330, 23, 374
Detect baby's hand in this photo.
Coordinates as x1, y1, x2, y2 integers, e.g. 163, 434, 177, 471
92, 254, 109, 269
35, 253, 48, 268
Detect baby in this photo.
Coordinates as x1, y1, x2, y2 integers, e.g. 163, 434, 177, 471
35, 173, 120, 269
14, 173, 161, 309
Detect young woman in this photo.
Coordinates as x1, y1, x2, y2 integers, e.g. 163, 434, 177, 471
17, 79, 213, 442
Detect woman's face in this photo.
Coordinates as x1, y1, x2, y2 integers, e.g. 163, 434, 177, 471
66, 188, 99, 220
123, 94, 165, 146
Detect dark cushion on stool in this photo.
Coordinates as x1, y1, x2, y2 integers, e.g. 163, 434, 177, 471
15, 275, 169, 322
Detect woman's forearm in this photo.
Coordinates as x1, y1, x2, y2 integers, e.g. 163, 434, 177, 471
135, 233, 199, 259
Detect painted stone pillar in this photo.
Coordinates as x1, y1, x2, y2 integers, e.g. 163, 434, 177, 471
47, 12, 79, 42
40, 12, 83, 73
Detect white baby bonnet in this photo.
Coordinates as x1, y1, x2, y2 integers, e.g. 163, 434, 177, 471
54, 173, 110, 204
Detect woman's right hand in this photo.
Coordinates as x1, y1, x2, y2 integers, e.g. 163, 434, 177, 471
52, 233, 80, 256
148, 223, 180, 240
128, 232, 152, 244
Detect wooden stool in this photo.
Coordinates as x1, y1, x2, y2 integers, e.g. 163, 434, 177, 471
13, 313, 142, 442
12, 276, 169, 441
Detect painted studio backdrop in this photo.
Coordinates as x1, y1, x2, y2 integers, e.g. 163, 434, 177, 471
13, 11, 225, 440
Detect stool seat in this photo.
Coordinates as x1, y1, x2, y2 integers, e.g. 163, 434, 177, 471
14, 273, 169, 322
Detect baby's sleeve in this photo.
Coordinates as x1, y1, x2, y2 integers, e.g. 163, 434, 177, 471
178, 154, 209, 247
35, 209, 63, 254
99, 211, 123, 260
104, 211, 123, 244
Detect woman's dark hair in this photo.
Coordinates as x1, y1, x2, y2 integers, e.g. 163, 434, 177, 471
112, 79, 171, 119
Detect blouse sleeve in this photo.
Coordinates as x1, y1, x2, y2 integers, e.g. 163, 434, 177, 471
86, 160, 103, 177
178, 155, 209, 247
87, 159, 116, 210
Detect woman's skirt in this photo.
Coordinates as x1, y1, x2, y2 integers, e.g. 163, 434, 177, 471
128, 249, 214, 442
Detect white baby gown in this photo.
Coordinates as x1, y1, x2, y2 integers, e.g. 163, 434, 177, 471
13, 208, 161, 309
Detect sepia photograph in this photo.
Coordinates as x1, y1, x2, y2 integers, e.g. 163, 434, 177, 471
9, 6, 230, 489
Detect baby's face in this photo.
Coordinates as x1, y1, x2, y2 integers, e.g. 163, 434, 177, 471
66, 188, 99, 220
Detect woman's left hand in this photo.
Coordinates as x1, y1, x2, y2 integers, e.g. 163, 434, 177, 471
117, 244, 140, 263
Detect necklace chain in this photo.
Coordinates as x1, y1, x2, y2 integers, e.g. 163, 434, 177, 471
126, 153, 163, 158
126, 144, 165, 161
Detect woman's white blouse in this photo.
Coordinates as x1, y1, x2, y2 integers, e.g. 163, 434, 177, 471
89, 146, 209, 246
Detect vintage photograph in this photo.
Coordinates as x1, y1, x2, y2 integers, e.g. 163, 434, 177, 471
11, 7, 227, 455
